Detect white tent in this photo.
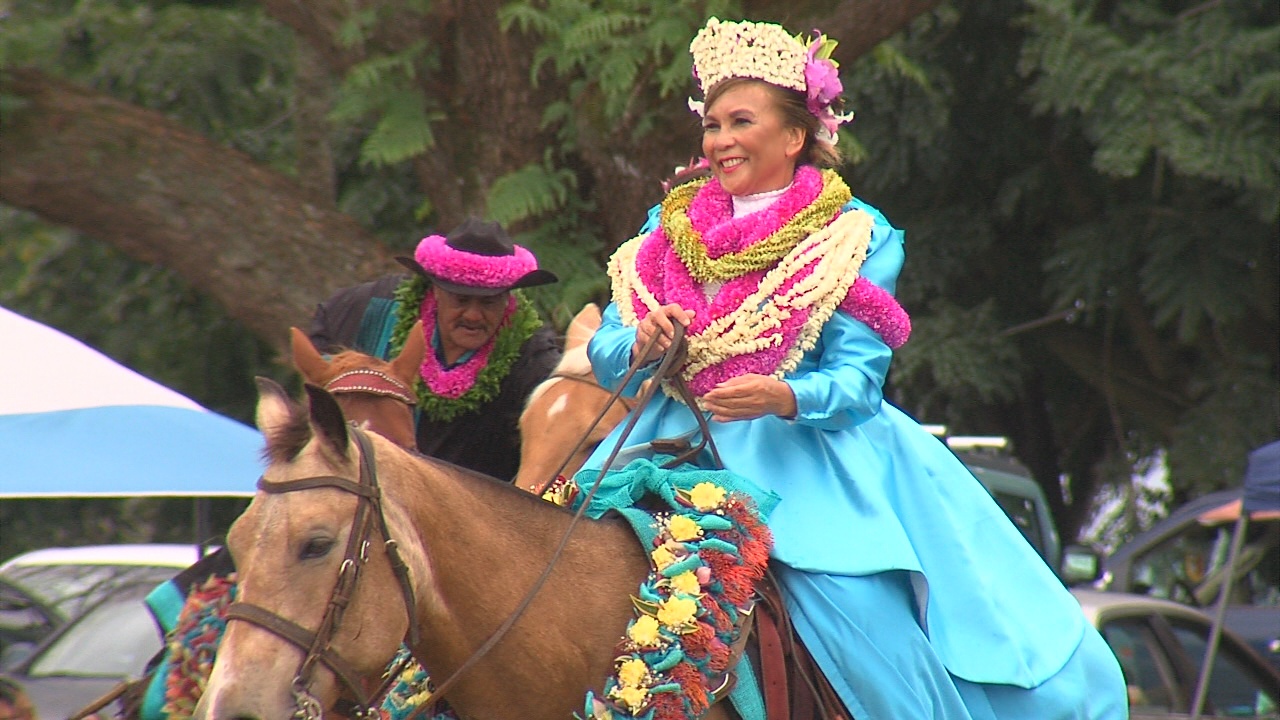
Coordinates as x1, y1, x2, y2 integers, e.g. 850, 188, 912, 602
0, 305, 263, 498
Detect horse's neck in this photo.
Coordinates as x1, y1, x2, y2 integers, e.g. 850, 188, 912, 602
379, 448, 650, 717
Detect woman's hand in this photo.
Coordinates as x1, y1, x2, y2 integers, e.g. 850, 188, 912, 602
632, 304, 695, 365
702, 374, 797, 422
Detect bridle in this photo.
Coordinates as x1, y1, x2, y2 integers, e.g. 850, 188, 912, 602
544, 372, 638, 414
323, 369, 416, 406
222, 329, 719, 720
224, 428, 420, 720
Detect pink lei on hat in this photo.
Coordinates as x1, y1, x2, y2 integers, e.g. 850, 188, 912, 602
414, 234, 539, 291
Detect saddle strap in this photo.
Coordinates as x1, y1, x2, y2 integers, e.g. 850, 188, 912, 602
755, 572, 853, 720
755, 603, 792, 720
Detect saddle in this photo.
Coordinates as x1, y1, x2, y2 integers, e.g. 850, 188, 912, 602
743, 571, 852, 720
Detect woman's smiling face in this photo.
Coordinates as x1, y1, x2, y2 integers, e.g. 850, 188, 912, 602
701, 81, 805, 197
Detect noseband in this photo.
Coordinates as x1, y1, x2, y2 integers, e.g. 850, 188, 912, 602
225, 428, 420, 720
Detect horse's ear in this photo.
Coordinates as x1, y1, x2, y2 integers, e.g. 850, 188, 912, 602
290, 327, 330, 385
304, 383, 349, 454
565, 303, 601, 351
390, 320, 426, 385
255, 376, 295, 437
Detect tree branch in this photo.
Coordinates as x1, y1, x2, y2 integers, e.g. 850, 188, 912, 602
0, 67, 394, 354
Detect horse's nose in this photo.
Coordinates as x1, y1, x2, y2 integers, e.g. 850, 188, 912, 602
192, 691, 278, 720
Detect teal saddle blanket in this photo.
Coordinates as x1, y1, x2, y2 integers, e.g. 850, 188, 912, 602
571, 455, 780, 720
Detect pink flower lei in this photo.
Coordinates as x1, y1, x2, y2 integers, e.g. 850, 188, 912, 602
628, 167, 910, 396
414, 234, 537, 291
416, 290, 515, 398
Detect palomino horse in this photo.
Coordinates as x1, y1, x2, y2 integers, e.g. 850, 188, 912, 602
515, 303, 635, 494
193, 379, 740, 720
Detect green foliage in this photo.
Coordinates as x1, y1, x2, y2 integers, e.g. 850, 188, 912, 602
1, 0, 298, 169
1021, 0, 1280, 221
331, 42, 441, 166
1166, 358, 1280, 492
891, 299, 1025, 413
500, 0, 737, 128
485, 157, 579, 227
506, 201, 611, 330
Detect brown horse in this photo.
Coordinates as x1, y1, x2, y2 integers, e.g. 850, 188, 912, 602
193, 378, 740, 720
515, 304, 635, 495
289, 322, 425, 450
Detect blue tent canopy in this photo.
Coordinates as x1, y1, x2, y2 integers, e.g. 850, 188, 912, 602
1241, 440, 1280, 514
0, 306, 264, 498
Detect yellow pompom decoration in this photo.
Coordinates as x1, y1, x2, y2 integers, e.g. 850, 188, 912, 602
689, 482, 728, 511
628, 614, 662, 646
667, 515, 703, 542
670, 571, 702, 596
657, 595, 700, 629
618, 658, 650, 687
613, 685, 650, 714
651, 545, 678, 571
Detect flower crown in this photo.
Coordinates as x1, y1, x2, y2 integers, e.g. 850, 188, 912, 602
688, 17, 854, 145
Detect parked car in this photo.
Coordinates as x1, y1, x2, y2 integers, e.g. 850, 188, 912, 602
1075, 588, 1280, 718
0, 544, 201, 669
0, 577, 57, 661
1092, 489, 1280, 671
5, 580, 163, 720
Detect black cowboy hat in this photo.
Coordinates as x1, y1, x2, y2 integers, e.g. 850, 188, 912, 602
396, 218, 558, 296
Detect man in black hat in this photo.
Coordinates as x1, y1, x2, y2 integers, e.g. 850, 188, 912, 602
308, 218, 562, 481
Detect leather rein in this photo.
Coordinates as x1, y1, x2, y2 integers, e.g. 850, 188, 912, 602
224, 428, 421, 720
225, 327, 720, 719
403, 324, 724, 718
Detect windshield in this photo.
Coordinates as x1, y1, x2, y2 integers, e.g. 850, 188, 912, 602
28, 584, 160, 677
1130, 522, 1280, 607
0, 564, 177, 622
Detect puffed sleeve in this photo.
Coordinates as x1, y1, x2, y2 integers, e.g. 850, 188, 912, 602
587, 204, 665, 395
784, 197, 905, 431
786, 315, 891, 430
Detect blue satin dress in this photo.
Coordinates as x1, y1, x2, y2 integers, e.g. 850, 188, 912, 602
579, 199, 1128, 719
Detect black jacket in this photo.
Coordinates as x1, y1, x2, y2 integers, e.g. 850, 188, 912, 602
308, 275, 561, 481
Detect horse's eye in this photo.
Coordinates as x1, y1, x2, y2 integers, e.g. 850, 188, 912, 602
299, 536, 335, 561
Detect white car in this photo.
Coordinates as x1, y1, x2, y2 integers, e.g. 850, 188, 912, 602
0, 544, 204, 719
0, 543, 201, 660
1074, 589, 1280, 718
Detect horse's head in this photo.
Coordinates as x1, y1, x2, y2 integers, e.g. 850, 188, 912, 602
196, 378, 424, 720
290, 322, 425, 450
515, 304, 634, 494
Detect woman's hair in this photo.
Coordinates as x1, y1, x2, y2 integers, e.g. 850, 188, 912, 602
703, 77, 843, 169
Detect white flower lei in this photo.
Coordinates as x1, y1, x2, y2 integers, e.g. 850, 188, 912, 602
609, 208, 874, 402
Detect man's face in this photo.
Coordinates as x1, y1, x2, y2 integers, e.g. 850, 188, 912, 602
432, 287, 510, 363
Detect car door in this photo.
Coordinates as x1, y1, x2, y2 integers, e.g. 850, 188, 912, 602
1098, 611, 1279, 717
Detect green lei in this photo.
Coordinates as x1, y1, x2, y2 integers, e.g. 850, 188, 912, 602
388, 275, 543, 423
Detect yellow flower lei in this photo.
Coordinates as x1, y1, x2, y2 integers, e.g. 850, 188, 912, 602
662, 169, 852, 283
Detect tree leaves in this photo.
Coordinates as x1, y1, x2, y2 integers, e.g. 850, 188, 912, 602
1021, 0, 1280, 221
